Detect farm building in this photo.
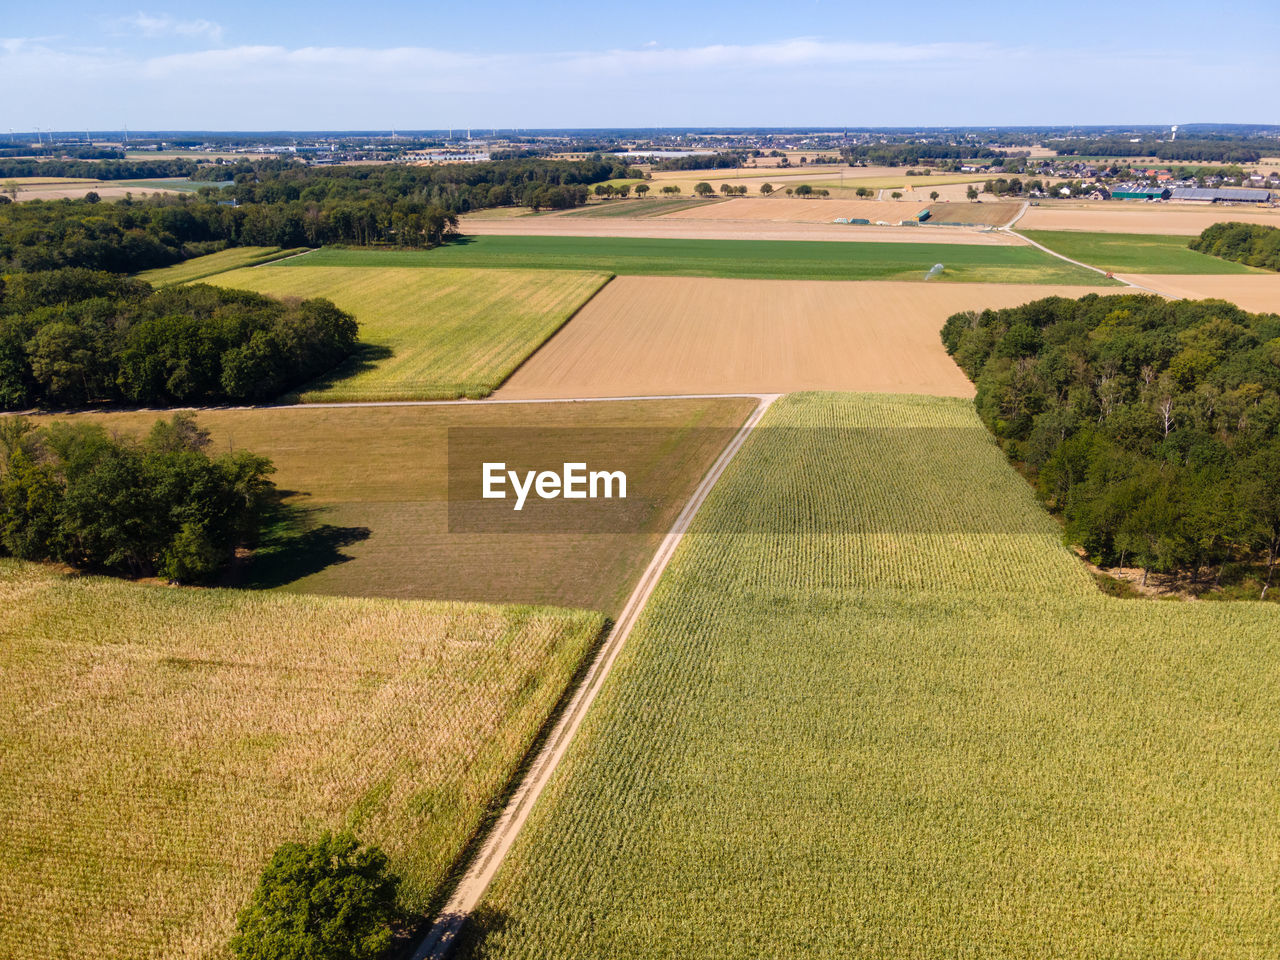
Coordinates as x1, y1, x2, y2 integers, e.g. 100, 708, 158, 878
1170, 186, 1273, 204
1111, 184, 1171, 200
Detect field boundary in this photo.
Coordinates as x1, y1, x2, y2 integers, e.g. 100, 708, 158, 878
477, 273, 616, 395
408, 393, 779, 960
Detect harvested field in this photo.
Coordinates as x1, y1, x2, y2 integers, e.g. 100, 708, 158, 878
495, 276, 1109, 400
0, 560, 604, 960
559, 197, 725, 218
1113, 273, 1280, 313
207, 265, 608, 400
1017, 202, 1280, 235
926, 200, 1023, 226
463, 392, 1280, 960
303, 237, 1108, 284
39, 398, 755, 615
135, 246, 305, 286
458, 215, 1019, 244
661, 198, 930, 223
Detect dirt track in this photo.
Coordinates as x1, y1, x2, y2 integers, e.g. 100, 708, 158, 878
1018, 203, 1280, 235
1114, 273, 1280, 312
496, 276, 1109, 400
457, 216, 1018, 245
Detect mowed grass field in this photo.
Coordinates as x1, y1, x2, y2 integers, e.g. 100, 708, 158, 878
287, 237, 1113, 285
462, 393, 1280, 960
0, 560, 604, 960
136, 246, 305, 286
44, 398, 755, 616
208, 265, 609, 400
1022, 230, 1264, 274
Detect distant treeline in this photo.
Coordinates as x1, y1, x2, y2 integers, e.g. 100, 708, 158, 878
0, 269, 358, 409
0, 158, 201, 180
943, 294, 1280, 592
651, 152, 750, 171
1190, 222, 1280, 272
0, 146, 124, 160
842, 144, 1002, 166
0, 413, 275, 583
0, 157, 638, 271
1054, 138, 1268, 163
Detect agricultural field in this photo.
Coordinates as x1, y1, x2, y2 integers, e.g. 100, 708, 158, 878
42, 398, 755, 615
0, 560, 604, 960
1112, 273, 1280, 313
462, 392, 1280, 960
1017, 202, 1280, 235
660, 197, 928, 223
557, 197, 725, 218
496, 277, 1109, 400
0, 176, 198, 201
290, 237, 1112, 285
135, 246, 305, 285
1022, 230, 1263, 274
460, 216, 1017, 244
926, 200, 1024, 226
207, 265, 608, 400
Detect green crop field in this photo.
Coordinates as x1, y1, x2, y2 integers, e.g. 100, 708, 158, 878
0, 560, 603, 960
208, 265, 609, 400
463, 392, 1280, 960
136, 246, 305, 286
1021, 230, 1264, 274
285, 238, 1115, 285
43, 397, 755, 615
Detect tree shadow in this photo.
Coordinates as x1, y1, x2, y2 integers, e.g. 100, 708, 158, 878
442, 234, 478, 246
287, 342, 394, 398
235, 492, 371, 589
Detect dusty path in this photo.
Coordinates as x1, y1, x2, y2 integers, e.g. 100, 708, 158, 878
408, 393, 779, 960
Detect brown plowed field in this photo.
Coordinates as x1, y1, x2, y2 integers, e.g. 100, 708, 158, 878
1115, 273, 1280, 313
926, 200, 1023, 226
1018, 202, 1280, 235
495, 276, 1109, 399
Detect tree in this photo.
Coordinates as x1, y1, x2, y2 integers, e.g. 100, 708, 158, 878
84, 191, 101, 204
966, 185, 980, 200
760, 183, 774, 195
795, 184, 813, 198
891, 191, 903, 199
855, 186, 873, 199
635, 183, 649, 197
660, 184, 681, 195
231, 832, 403, 960
929, 191, 940, 201
693, 182, 714, 197
616, 184, 630, 198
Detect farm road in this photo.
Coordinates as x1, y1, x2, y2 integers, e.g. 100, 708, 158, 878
409, 392, 779, 960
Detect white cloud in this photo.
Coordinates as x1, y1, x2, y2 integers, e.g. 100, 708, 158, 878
117, 12, 224, 42
0, 34, 1268, 129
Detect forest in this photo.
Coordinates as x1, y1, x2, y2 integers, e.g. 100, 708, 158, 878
1052, 138, 1267, 163
842, 143, 1001, 166
942, 293, 1280, 594
1190, 222, 1280, 272
0, 269, 358, 409
0, 412, 275, 582
0, 158, 202, 179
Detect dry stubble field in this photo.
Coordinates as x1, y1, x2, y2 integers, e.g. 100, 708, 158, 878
39, 398, 755, 615
1017, 203, 1280, 235
1114, 273, 1280, 313
496, 276, 1109, 399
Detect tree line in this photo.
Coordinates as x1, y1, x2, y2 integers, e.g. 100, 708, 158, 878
1053, 138, 1267, 163
0, 268, 359, 409
0, 158, 202, 180
841, 143, 1001, 167
942, 294, 1280, 595
651, 152, 750, 171
0, 412, 274, 583
1190, 222, 1280, 272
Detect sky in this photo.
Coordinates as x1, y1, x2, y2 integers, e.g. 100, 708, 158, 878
3, 1, 1277, 131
